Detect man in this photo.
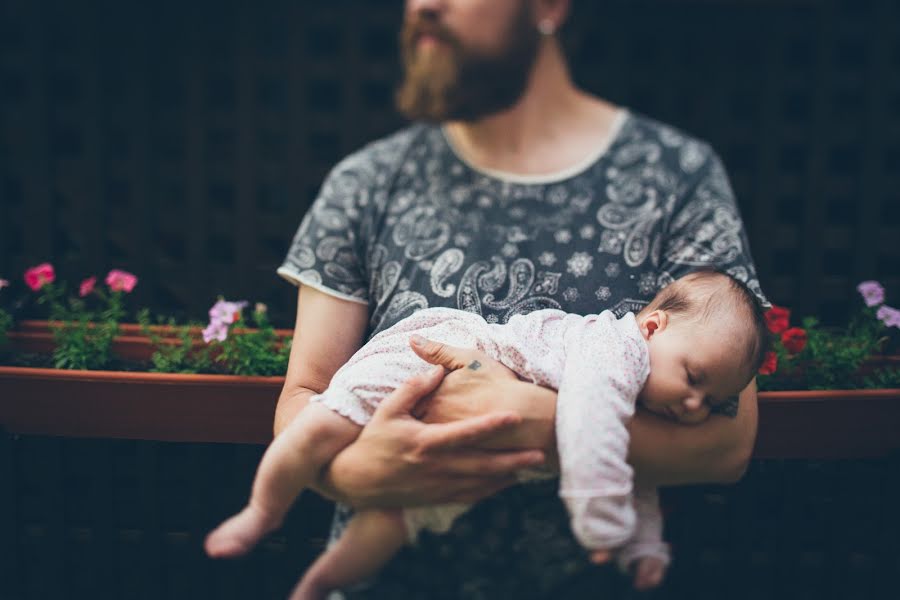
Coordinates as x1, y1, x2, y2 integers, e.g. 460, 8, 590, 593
274, 0, 766, 597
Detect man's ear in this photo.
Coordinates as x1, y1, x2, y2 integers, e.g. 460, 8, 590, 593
639, 310, 669, 340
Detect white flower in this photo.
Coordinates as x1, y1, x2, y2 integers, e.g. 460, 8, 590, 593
579, 224, 595, 239
555, 229, 572, 244
538, 252, 557, 267
638, 272, 657, 296
566, 252, 593, 277
595, 286, 611, 301
563, 287, 579, 302
477, 195, 493, 208
398, 278, 410, 291
454, 233, 471, 247
599, 230, 625, 254
419, 260, 434, 271
604, 262, 621, 278
485, 313, 499, 324
501, 243, 519, 258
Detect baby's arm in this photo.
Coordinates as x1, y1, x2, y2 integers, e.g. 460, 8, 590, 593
555, 319, 646, 551
616, 486, 671, 589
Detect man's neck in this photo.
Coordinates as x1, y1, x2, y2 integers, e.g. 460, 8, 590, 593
444, 39, 620, 177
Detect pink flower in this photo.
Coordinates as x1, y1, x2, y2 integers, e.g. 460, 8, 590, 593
876, 305, 900, 329
208, 299, 248, 326
202, 321, 229, 343
79, 276, 97, 297
105, 269, 138, 293
0, 279, 9, 290
24, 263, 55, 291
857, 280, 885, 307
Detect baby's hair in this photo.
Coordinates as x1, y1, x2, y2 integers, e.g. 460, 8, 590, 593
641, 269, 771, 380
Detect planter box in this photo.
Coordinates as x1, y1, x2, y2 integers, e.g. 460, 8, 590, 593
0, 366, 280, 443
2, 326, 899, 457
754, 388, 900, 459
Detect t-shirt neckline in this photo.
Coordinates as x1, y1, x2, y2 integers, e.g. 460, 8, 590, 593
439, 108, 629, 185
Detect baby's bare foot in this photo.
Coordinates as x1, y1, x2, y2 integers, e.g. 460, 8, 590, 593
204, 504, 279, 558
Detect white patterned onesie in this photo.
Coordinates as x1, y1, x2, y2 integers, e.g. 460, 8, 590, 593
310, 306, 670, 571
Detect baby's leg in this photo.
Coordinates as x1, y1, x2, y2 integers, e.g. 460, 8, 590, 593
289, 509, 406, 600
205, 402, 361, 558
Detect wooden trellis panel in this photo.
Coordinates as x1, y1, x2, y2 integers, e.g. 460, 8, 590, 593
1, 0, 898, 326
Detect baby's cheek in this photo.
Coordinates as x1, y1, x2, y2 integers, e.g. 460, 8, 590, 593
680, 407, 710, 425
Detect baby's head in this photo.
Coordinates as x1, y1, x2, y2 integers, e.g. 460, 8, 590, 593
635, 270, 769, 425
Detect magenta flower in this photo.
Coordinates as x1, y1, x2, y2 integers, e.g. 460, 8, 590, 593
24, 263, 56, 291
106, 269, 138, 293
208, 299, 248, 326
857, 280, 885, 307
203, 299, 249, 344
79, 276, 97, 297
0, 279, 9, 290
876, 305, 900, 329
202, 321, 229, 343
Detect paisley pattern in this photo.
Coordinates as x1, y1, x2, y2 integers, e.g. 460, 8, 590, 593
278, 110, 768, 599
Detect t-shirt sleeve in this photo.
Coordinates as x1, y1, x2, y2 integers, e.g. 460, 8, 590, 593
277, 156, 373, 305
659, 146, 769, 308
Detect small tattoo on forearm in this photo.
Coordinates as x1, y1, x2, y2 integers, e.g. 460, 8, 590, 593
712, 395, 739, 418
467, 360, 482, 371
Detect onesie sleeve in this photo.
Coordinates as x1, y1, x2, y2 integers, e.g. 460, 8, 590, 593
615, 486, 671, 574
555, 316, 648, 550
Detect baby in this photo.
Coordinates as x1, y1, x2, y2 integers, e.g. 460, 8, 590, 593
205, 270, 768, 599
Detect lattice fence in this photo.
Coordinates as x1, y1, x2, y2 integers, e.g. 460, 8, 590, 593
2, 0, 898, 324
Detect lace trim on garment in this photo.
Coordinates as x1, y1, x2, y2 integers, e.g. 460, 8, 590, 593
309, 390, 373, 427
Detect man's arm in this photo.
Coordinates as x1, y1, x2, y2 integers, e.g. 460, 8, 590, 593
411, 339, 758, 487
628, 379, 757, 486
275, 284, 544, 507
273, 285, 370, 437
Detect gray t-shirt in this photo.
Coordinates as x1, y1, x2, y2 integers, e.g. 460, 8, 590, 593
279, 109, 766, 599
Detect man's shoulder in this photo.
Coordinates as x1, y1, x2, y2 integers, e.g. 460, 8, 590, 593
623, 111, 722, 170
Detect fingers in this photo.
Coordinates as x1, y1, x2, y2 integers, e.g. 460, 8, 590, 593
634, 559, 666, 590
374, 365, 445, 419
416, 411, 522, 451
591, 550, 611, 565
409, 335, 471, 370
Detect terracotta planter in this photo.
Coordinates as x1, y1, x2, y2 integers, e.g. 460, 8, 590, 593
8, 319, 293, 362
2, 326, 899, 457
754, 388, 900, 459
0, 366, 281, 443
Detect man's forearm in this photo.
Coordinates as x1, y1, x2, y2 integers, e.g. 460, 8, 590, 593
478, 377, 758, 486
629, 379, 758, 487
273, 387, 316, 436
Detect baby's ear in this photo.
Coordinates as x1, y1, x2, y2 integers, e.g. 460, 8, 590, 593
639, 310, 668, 339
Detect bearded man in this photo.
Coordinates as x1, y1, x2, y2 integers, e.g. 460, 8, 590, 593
274, 0, 767, 597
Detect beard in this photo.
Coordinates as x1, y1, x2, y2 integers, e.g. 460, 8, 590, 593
395, 5, 541, 122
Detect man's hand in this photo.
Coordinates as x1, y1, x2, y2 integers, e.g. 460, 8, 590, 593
322, 364, 546, 509
410, 335, 559, 456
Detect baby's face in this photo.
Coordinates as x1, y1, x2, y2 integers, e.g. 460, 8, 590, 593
637, 312, 751, 425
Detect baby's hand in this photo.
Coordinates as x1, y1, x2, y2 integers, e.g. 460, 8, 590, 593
631, 556, 668, 590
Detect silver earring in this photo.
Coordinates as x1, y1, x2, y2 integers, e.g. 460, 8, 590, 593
538, 19, 555, 36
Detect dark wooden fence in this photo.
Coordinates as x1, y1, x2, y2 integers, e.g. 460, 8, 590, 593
3, 430, 898, 599
1, 0, 898, 325
2, 1, 900, 598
